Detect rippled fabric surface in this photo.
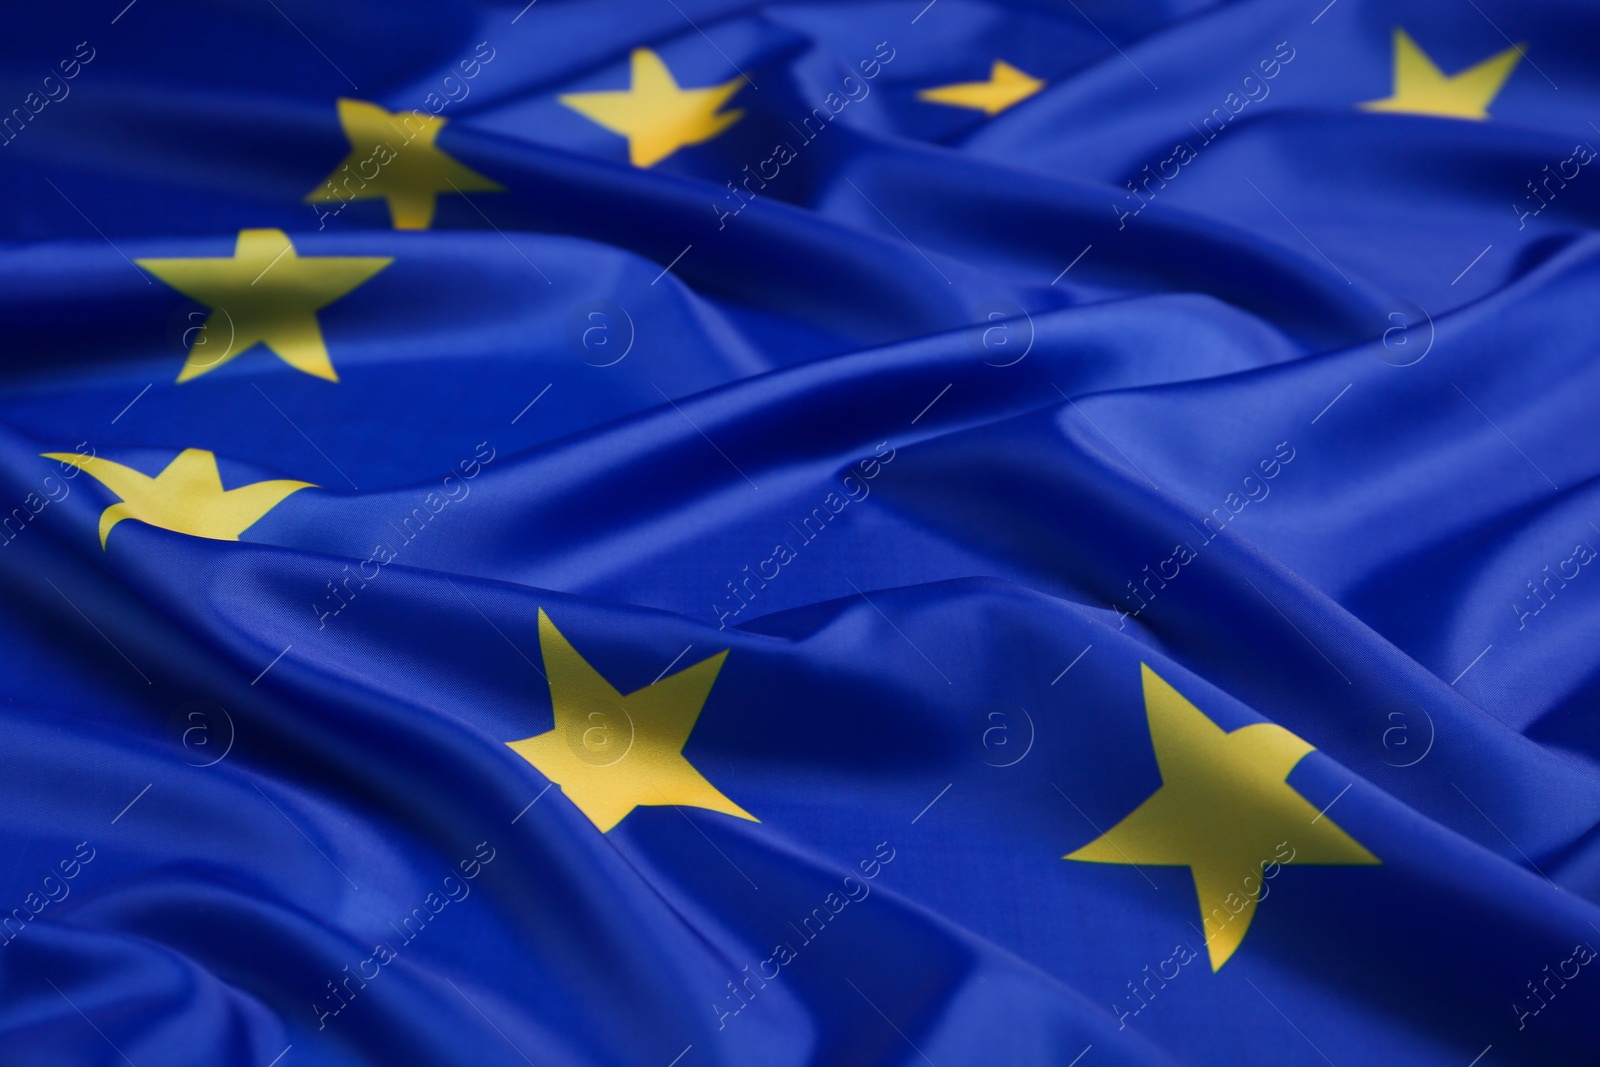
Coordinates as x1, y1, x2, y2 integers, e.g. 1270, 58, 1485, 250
1, 1, 1598, 1064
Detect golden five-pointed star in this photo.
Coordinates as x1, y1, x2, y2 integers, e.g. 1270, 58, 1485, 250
306, 98, 504, 230
916, 60, 1045, 115
1065, 664, 1378, 971
42, 448, 313, 548
137, 229, 392, 383
559, 48, 746, 168
507, 609, 756, 832
1359, 28, 1523, 121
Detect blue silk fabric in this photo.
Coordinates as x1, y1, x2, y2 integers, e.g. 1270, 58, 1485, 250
0, 1, 1597, 1064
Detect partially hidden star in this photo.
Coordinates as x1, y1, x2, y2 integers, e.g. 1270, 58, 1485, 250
307, 98, 504, 229
1065, 664, 1378, 970
137, 228, 392, 383
559, 48, 746, 168
1359, 27, 1523, 121
916, 60, 1045, 115
507, 608, 756, 833
42, 448, 314, 548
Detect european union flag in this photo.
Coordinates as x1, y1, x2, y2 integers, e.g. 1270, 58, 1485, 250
3, 0, 1600, 1063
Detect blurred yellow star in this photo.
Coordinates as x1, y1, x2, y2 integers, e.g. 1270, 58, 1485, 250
137, 229, 391, 383
507, 609, 756, 832
1066, 665, 1378, 970
42, 448, 313, 548
1360, 28, 1523, 121
917, 60, 1045, 115
307, 98, 504, 229
559, 48, 745, 167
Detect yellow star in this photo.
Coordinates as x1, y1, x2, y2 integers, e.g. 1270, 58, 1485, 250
916, 60, 1045, 115
1065, 664, 1378, 971
507, 609, 756, 833
559, 48, 745, 168
1359, 28, 1523, 121
41, 448, 313, 548
137, 229, 392, 383
306, 98, 504, 230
